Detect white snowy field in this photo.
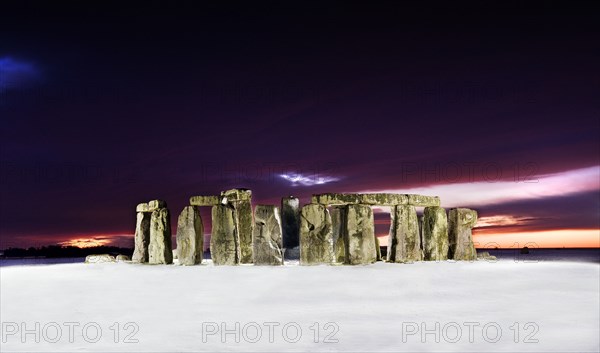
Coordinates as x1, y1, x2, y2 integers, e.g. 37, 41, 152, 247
1, 260, 599, 352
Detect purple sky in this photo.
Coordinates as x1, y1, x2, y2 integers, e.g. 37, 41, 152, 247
0, 1, 598, 248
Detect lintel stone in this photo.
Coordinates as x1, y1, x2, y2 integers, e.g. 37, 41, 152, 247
311, 193, 439, 207
189, 195, 221, 206
136, 199, 167, 213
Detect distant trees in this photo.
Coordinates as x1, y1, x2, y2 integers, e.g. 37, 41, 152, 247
1, 245, 133, 258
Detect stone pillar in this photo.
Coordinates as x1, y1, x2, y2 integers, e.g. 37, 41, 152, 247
300, 204, 334, 265
210, 204, 240, 265
281, 196, 300, 249
221, 189, 253, 264
235, 199, 253, 264
330, 206, 346, 263
252, 205, 283, 265
176, 206, 204, 265
132, 212, 151, 263
344, 204, 377, 265
149, 208, 173, 264
448, 208, 478, 261
422, 206, 449, 261
387, 205, 423, 263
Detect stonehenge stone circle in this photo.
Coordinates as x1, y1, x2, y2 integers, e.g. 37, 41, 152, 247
132, 191, 479, 266
300, 203, 334, 265
132, 211, 151, 263
388, 205, 423, 263
176, 206, 204, 265
281, 196, 300, 249
422, 206, 449, 261
210, 204, 240, 265
448, 208, 478, 261
343, 204, 377, 265
252, 205, 284, 265
149, 207, 173, 264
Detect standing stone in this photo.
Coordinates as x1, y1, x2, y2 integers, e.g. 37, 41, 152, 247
210, 204, 240, 265
344, 204, 377, 265
330, 206, 346, 263
300, 204, 334, 265
176, 206, 204, 265
252, 205, 283, 265
281, 196, 300, 249
422, 207, 449, 261
235, 199, 254, 264
221, 189, 253, 264
132, 212, 151, 263
448, 208, 478, 261
149, 208, 173, 264
387, 205, 423, 263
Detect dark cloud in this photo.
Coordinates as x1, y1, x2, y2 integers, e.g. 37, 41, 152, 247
0, 1, 598, 247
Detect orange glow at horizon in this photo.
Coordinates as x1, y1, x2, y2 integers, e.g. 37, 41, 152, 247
376, 229, 599, 248
59, 238, 112, 248
472, 229, 600, 248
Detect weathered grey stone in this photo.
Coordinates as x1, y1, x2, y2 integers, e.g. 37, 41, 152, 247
149, 199, 166, 209
176, 206, 204, 265
252, 205, 283, 265
221, 188, 252, 202
477, 251, 497, 261
312, 193, 406, 206
210, 204, 240, 265
448, 208, 478, 261
281, 196, 300, 249
132, 212, 151, 263
136, 203, 150, 213
311, 193, 439, 207
187, 189, 253, 264
189, 195, 220, 206
388, 205, 423, 263
116, 254, 130, 262
234, 199, 253, 264
407, 194, 440, 207
85, 254, 115, 263
136, 200, 167, 213
149, 208, 173, 264
422, 207, 449, 261
360, 193, 409, 206
344, 204, 377, 265
300, 204, 334, 265
330, 206, 346, 263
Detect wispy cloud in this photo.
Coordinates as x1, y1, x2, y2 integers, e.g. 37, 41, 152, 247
361, 166, 599, 208
279, 173, 340, 186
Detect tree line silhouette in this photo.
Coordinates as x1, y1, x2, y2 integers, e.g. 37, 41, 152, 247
1, 245, 133, 258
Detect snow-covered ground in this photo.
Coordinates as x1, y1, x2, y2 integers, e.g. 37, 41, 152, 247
1, 260, 598, 352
